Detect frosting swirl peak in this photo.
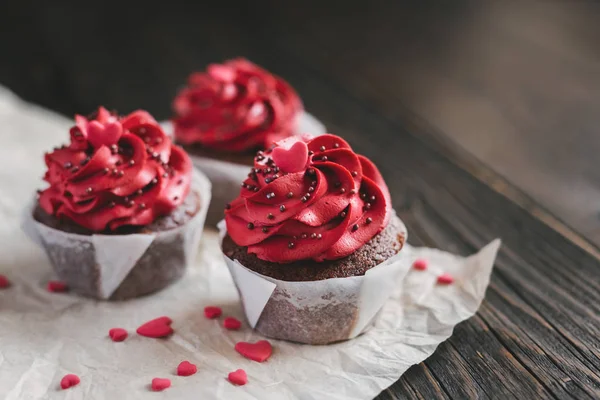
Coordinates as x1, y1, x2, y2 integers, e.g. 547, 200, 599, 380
225, 134, 391, 263
172, 58, 302, 152
39, 107, 192, 232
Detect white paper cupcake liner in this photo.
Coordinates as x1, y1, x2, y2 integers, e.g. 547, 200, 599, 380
161, 111, 327, 227
218, 214, 411, 344
21, 169, 211, 300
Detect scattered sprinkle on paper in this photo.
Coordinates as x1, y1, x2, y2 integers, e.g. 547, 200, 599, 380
235, 340, 272, 362
108, 328, 128, 342
412, 258, 428, 271
60, 374, 80, 390
223, 317, 242, 330
151, 378, 171, 391
0, 274, 10, 288
204, 306, 222, 319
228, 369, 248, 386
47, 281, 68, 292
177, 361, 197, 377
136, 316, 173, 338
437, 273, 454, 285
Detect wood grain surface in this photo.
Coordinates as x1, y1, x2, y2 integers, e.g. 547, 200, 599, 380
1, 1, 599, 398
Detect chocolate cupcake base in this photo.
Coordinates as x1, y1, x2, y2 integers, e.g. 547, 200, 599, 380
220, 214, 408, 344
23, 170, 211, 300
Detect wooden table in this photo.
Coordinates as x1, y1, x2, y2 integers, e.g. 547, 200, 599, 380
1, 1, 599, 398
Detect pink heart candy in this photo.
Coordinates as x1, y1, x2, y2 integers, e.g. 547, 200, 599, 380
60, 374, 80, 390
223, 317, 242, 330
136, 316, 174, 338
87, 120, 123, 149
412, 259, 428, 271
235, 340, 272, 362
271, 140, 309, 173
204, 306, 222, 319
437, 273, 454, 285
108, 328, 128, 342
208, 64, 235, 82
151, 378, 171, 391
0, 274, 10, 289
228, 369, 248, 385
177, 361, 198, 376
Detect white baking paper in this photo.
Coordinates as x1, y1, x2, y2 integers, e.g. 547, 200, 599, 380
161, 111, 327, 227
0, 85, 501, 399
92, 233, 157, 298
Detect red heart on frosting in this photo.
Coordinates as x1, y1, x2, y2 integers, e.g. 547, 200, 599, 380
228, 369, 248, 386
136, 316, 174, 338
108, 328, 128, 342
60, 374, 80, 390
151, 378, 171, 391
87, 120, 123, 149
234, 340, 272, 362
271, 139, 309, 173
208, 64, 235, 82
177, 361, 197, 376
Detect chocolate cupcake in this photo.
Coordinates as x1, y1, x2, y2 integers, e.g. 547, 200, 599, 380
24, 107, 211, 300
220, 134, 408, 344
170, 58, 326, 225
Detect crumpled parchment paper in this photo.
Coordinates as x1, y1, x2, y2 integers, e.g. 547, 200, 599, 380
0, 86, 500, 400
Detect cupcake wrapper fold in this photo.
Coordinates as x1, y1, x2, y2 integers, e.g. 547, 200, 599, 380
218, 215, 411, 344
162, 111, 326, 227
21, 169, 211, 300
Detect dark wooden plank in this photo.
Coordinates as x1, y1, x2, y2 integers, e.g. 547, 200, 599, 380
394, 364, 452, 400
1, 1, 599, 399
259, 0, 600, 248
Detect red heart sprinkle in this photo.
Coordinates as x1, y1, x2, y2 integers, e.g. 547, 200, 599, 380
177, 361, 197, 376
87, 120, 123, 149
207, 64, 235, 82
437, 273, 454, 285
228, 369, 248, 386
0, 274, 10, 289
151, 378, 171, 391
412, 259, 428, 271
47, 281, 68, 292
204, 306, 222, 319
136, 316, 174, 338
108, 328, 128, 342
60, 374, 80, 390
235, 340, 272, 362
223, 317, 242, 330
271, 139, 309, 173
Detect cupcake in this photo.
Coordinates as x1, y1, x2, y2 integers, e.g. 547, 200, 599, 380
25, 107, 211, 300
220, 133, 407, 344
170, 58, 326, 225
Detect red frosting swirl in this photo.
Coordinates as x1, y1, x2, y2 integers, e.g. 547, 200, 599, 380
225, 134, 392, 263
39, 107, 193, 232
172, 58, 303, 152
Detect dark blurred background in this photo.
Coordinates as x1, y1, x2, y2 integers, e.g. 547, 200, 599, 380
2, 0, 600, 246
